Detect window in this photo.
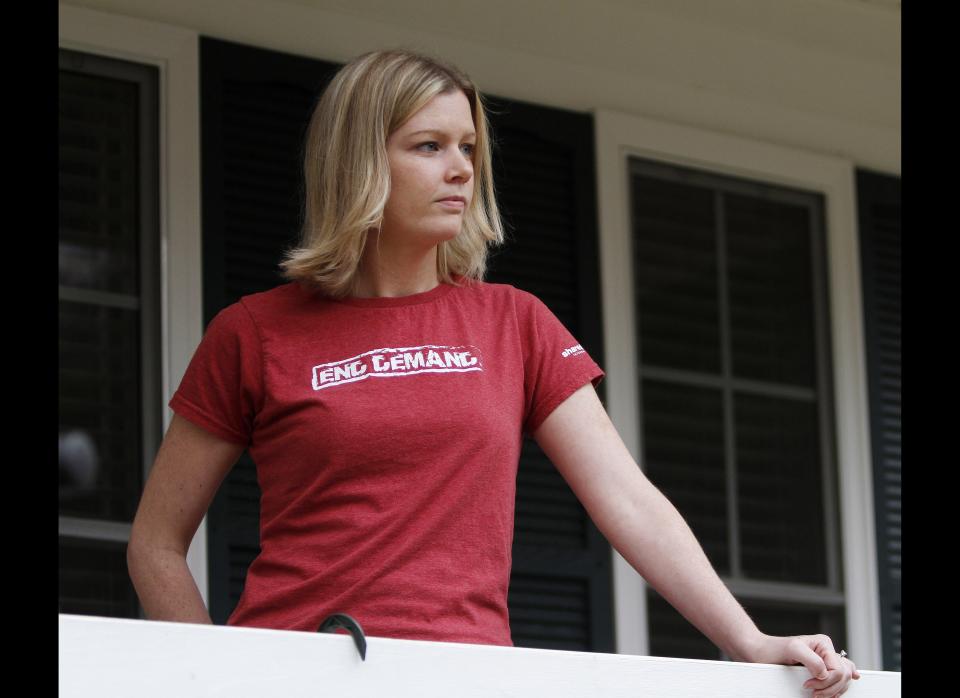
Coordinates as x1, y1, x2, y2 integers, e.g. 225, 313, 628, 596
628, 158, 846, 659
58, 48, 160, 619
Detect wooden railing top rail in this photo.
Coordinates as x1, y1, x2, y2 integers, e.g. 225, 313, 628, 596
59, 614, 900, 697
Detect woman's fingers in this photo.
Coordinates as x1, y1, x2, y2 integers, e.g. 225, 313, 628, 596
803, 655, 858, 697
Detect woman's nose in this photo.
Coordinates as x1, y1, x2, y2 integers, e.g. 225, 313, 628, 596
447, 150, 473, 181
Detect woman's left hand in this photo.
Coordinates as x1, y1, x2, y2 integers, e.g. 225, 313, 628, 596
747, 633, 861, 697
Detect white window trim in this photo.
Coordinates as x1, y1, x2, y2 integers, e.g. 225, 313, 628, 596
594, 108, 883, 669
59, 4, 207, 605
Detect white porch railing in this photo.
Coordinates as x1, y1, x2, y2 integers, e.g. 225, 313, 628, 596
59, 614, 899, 697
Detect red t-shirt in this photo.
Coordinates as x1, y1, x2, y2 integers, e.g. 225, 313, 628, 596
169, 276, 604, 646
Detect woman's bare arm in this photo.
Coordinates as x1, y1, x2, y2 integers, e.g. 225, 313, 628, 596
127, 414, 245, 624
533, 383, 858, 696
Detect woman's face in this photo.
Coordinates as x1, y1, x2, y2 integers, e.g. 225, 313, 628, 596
380, 90, 476, 249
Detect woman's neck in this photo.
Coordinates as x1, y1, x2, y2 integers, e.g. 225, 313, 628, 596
352, 232, 441, 299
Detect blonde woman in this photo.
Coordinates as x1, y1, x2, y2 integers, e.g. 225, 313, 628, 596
127, 49, 859, 698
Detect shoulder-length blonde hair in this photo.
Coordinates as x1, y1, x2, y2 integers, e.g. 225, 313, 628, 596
279, 49, 505, 298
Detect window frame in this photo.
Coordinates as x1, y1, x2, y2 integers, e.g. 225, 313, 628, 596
627, 158, 845, 656
59, 5, 205, 606
59, 47, 161, 617
594, 108, 882, 667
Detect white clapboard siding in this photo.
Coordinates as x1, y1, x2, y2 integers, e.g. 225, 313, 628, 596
59, 614, 899, 697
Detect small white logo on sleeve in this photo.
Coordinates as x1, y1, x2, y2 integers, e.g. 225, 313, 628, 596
562, 344, 585, 358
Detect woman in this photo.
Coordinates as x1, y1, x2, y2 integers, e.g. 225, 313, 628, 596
127, 49, 859, 697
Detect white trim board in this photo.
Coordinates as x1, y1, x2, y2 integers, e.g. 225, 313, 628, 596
60, 615, 901, 697
594, 108, 882, 669
59, 3, 208, 604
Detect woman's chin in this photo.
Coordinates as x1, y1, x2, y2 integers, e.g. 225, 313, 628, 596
428, 227, 463, 245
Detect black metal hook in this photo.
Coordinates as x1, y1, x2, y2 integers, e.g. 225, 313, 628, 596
318, 613, 367, 661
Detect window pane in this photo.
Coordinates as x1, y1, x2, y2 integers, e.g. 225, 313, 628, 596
59, 300, 142, 521
632, 176, 721, 373
642, 380, 729, 575
647, 591, 847, 662
742, 600, 848, 654
649, 592, 847, 662
727, 193, 817, 387
59, 536, 139, 619
59, 70, 140, 294
736, 393, 827, 584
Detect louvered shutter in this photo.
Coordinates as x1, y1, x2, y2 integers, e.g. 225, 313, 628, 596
482, 97, 611, 651
199, 39, 612, 650
856, 168, 901, 671
199, 38, 340, 624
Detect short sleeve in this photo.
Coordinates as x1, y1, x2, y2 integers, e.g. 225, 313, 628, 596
169, 301, 264, 446
517, 290, 605, 437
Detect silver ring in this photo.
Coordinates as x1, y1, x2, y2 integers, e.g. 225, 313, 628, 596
839, 650, 848, 659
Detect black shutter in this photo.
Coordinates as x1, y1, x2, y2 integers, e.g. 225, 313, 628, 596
199, 38, 612, 650
856, 168, 901, 671
199, 37, 341, 625
481, 97, 611, 651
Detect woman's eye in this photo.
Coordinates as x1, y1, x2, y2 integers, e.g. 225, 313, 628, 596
417, 141, 440, 152
460, 143, 476, 157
